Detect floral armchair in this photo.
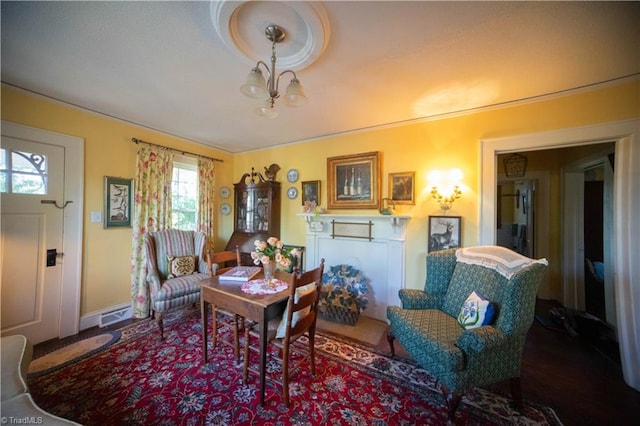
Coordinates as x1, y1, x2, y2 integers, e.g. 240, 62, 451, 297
387, 246, 548, 423
144, 229, 210, 340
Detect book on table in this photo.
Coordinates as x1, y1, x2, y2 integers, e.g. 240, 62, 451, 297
219, 266, 261, 282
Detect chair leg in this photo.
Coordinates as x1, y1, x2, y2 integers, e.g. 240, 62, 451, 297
242, 327, 250, 382
386, 329, 396, 356
510, 377, 524, 410
232, 315, 240, 364
440, 384, 462, 425
309, 327, 316, 376
282, 339, 291, 407
155, 311, 164, 341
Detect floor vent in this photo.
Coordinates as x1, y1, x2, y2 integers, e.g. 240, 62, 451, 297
99, 306, 132, 328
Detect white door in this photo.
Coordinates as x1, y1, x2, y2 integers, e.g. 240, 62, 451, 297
1, 136, 66, 343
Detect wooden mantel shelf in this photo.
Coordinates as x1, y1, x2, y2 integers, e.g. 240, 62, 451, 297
296, 213, 411, 234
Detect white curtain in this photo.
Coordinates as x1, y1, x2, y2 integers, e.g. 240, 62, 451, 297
614, 133, 640, 391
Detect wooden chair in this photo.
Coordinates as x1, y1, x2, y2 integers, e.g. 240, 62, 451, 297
206, 246, 244, 364
242, 259, 325, 406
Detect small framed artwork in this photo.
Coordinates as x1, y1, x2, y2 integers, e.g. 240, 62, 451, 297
301, 180, 321, 206
428, 216, 461, 252
389, 171, 415, 204
104, 176, 134, 228
327, 151, 381, 209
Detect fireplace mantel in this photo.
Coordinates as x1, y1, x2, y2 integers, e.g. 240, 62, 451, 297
298, 213, 411, 321
297, 213, 410, 237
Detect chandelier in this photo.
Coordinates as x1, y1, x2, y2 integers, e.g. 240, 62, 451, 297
240, 25, 308, 118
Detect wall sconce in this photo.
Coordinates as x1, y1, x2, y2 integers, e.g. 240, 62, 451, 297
428, 169, 463, 211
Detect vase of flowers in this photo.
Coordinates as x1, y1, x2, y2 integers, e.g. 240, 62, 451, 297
251, 237, 300, 282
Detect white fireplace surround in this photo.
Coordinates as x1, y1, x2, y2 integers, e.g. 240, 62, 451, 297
298, 213, 411, 322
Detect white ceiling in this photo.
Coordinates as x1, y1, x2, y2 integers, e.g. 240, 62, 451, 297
2, 1, 638, 154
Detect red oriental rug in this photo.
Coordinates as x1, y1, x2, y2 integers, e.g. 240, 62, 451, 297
28, 309, 562, 425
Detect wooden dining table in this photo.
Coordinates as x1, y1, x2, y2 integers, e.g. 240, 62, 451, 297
199, 274, 289, 405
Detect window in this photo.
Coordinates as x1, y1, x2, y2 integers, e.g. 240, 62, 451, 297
172, 157, 198, 231
0, 148, 48, 194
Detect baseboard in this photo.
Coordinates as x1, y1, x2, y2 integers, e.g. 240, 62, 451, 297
80, 302, 133, 331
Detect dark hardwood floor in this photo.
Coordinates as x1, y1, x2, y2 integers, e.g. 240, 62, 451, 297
374, 298, 640, 425
33, 299, 640, 425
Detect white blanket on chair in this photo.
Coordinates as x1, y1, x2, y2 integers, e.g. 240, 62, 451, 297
455, 246, 548, 279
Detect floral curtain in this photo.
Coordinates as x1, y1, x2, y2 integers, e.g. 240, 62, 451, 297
130, 145, 174, 318
197, 157, 216, 253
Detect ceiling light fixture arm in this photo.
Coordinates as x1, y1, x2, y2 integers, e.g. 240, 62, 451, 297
240, 24, 308, 116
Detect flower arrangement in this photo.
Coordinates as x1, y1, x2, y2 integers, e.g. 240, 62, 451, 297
251, 237, 300, 270
302, 200, 325, 216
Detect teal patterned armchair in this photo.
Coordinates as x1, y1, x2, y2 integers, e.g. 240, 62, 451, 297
387, 246, 548, 423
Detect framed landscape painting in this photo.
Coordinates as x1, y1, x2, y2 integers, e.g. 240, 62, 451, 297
389, 171, 415, 204
327, 151, 381, 209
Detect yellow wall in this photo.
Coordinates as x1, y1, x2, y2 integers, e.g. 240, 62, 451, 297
1, 86, 235, 314
235, 79, 639, 301
2, 78, 638, 317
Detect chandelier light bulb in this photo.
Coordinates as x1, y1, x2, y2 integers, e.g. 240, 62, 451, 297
240, 68, 268, 99
282, 78, 308, 107
254, 102, 279, 118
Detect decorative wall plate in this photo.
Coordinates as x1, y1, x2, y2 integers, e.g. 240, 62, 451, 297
220, 186, 230, 198
287, 187, 298, 199
287, 169, 299, 183
220, 203, 231, 215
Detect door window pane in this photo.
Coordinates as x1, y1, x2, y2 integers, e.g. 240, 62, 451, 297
0, 149, 47, 194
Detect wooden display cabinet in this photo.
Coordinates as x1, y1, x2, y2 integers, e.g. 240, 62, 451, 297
225, 167, 281, 264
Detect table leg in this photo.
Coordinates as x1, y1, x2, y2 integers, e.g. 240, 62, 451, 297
201, 298, 208, 365
259, 318, 268, 405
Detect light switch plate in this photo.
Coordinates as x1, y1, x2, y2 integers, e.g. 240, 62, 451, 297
91, 211, 102, 223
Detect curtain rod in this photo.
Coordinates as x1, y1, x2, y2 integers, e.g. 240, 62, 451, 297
131, 137, 224, 163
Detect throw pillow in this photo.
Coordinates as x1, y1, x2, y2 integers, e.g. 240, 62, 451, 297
457, 291, 495, 329
276, 283, 317, 339
167, 255, 196, 278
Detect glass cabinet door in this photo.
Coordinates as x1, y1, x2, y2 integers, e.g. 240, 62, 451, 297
235, 187, 273, 233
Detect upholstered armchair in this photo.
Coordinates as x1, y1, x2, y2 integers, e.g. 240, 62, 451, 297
387, 246, 548, 424
144, 229, 210, 340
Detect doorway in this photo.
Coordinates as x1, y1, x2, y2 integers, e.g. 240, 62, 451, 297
562, 147, 615, 327
479, 119, 640, 392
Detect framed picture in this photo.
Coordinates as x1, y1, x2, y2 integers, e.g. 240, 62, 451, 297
301, 180, 321, 206
389, 171, 415, 204
428, 216, 461, 252
327, 151, 381, 209
104, 176, 133, 228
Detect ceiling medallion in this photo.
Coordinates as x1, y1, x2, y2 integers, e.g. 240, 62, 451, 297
210, 0, 330, 71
